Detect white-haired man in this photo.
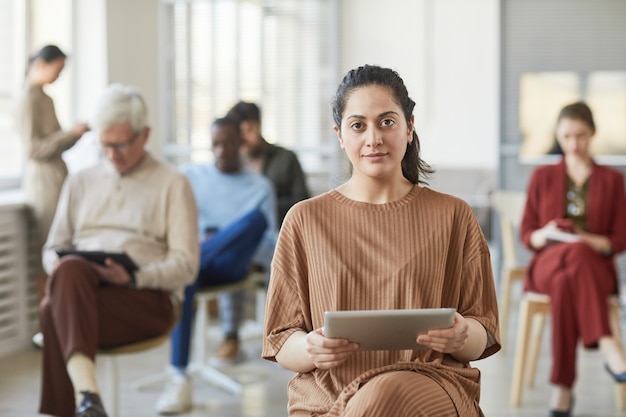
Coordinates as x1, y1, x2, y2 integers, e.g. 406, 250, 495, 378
38, 84, 199, 417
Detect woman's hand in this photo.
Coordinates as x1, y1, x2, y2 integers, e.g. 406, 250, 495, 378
416, 312, 469, 354
305, 328, 359, 369
275, 329, 358, 373
530, 219, 574, 250
416, 312, 488, 362
70, 122, 90, 139
532, 219, 612, 255
576, 231, 612, 255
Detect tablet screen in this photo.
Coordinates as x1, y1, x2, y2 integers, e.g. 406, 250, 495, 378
324, 308, 456, 351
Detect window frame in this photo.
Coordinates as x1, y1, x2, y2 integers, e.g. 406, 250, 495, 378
160, 0, 341, 189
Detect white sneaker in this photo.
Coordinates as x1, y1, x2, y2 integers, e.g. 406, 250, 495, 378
156, 374, 193, 415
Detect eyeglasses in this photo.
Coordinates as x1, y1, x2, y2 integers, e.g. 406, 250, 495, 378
99, 131, 141, 151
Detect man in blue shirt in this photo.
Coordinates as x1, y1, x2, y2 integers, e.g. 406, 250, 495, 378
157, 117, 277, 414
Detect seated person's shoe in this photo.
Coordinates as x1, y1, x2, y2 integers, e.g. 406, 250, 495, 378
32, 332, 44, 349
208, 338, 246, 366
605, 363, 626, 383
549, 396, 574, 417
156, 374, 192, 415
75, 391, 107, 417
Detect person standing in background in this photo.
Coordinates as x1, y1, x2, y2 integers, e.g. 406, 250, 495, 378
16, 44, 90, 301
226, 101, 310, 225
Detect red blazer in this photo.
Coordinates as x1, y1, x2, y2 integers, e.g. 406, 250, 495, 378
520, 158, 626, 285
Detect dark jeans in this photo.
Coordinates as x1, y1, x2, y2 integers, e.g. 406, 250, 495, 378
170, 208, 268, 368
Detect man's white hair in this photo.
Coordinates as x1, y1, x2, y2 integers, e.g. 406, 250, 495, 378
91, 84, 148, 133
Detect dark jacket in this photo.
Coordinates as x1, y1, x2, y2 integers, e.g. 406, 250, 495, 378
262, 142, 310, 225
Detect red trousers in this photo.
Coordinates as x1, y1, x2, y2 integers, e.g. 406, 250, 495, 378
39, 257, 174, 417
527, 242, 617, 388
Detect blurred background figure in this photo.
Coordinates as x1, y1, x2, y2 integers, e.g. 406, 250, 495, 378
156, 117, 277, 415
39, 83, 199, 417
16, 44, 90, 303
226, 101, 310, 226
520, 102, 626, 417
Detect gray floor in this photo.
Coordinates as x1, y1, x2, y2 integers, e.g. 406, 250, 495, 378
1, 301, 625, 417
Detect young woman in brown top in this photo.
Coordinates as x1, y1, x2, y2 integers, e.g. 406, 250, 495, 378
262, 65, 500, 417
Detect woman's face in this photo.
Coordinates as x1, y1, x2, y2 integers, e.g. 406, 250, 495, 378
211, 123, 242, 173
334, 84, 412, 182
34, 58, 66, 85
556, 117, 594, 159
240, 120, 262, 151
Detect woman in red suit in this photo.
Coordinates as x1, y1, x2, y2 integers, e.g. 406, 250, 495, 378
521, 102, 626, 417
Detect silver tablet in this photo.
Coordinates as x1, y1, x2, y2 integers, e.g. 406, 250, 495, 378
324, 308, 456, 351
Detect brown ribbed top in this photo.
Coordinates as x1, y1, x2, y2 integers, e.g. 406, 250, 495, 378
263, 186, 501, 417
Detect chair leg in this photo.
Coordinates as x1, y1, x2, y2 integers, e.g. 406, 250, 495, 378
191, 362, 243, 395
525, 310, 547, 388
499, 269, 513, 349
189, 292, 243, 395
256, 286, 266, 326
609, 301, 625, 410
195, 296, 210, 364
105, 355, 119, 417
510, 297, 532, 406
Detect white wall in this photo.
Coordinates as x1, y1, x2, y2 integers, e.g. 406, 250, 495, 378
105, 0, 163, 157
63, 0, 498, 173
339, 0, 499, 169
62, 0, 108, 173
63, 0, 164, 173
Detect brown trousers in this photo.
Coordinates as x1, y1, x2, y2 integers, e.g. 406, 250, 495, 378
341, 371, 458, 417
39, 257, 174, 417
529, 242, 617, 388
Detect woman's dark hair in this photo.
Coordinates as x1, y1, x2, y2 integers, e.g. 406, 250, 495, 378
557, 101, 596, 132
332, 64, 433, 184
29, 45, 67, 65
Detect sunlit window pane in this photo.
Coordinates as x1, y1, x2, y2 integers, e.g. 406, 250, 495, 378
0, 0, 21, 184
163, 0, 337, 173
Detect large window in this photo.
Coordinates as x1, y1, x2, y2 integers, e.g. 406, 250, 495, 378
0, 0, 24, 188
519, 71, 626, 162
162, 0, 339, 181
0, 0, 74, 190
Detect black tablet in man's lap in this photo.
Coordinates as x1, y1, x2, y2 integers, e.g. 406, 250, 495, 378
55, 249, 138, 273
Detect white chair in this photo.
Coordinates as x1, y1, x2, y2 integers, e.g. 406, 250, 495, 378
187, 270, 267, 395
99, 307, 181, 417
510, 293, 624, 409
124, 270, 268, 398
490, 190, 527, 347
